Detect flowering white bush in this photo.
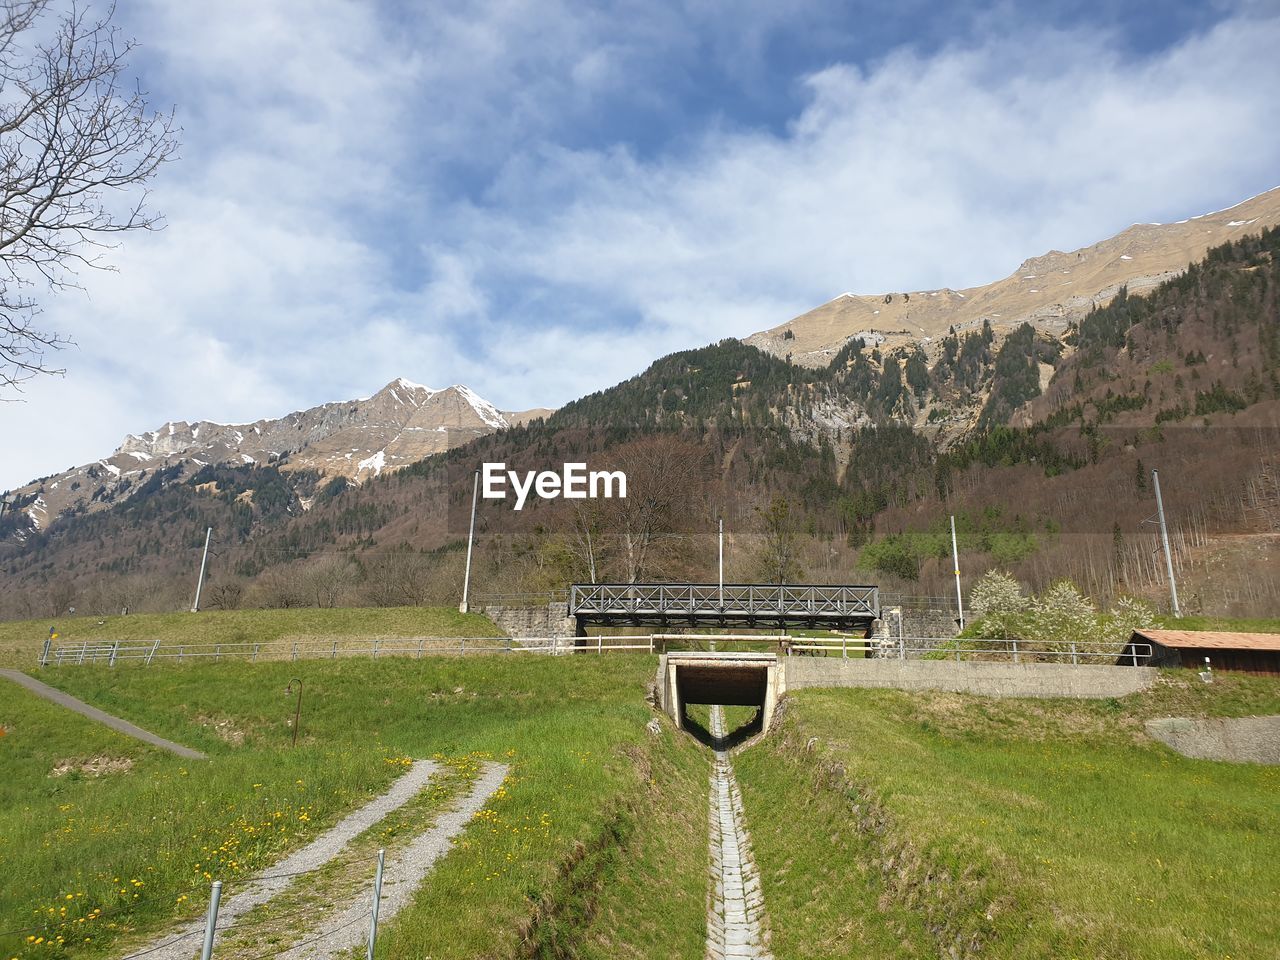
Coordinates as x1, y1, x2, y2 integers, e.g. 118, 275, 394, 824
1101, 595, 1157, 647
968, 570, 1028, 639
968, 576, 1152, 655
1026, 580, 1098, 649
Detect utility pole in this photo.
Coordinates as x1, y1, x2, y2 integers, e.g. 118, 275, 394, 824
459, 470, 479, 614
191, 527, 212, 613
718, 516, 724, 609
950, 515, 964, 630
1152, 469, 1182, 618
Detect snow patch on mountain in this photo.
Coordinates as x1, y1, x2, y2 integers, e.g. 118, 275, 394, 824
393, 377, 438, 394
453, 384, 509, 429
357, 450, 387, 475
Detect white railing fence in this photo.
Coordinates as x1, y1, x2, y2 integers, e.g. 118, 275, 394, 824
37, 634, 1152, 667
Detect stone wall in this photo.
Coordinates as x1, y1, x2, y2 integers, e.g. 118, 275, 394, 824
480, 602, 575, 638
782, 657, 1156, 699
874, 604, 961, 657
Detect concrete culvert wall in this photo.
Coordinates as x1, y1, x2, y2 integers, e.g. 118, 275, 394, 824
658, 652, 782, 732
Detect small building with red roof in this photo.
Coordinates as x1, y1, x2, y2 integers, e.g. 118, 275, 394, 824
1123, 629, 1280, 676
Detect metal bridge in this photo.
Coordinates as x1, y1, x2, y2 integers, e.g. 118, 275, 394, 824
569, 582, 880, 635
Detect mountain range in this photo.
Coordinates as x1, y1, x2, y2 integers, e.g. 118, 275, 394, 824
2, 187, 1278, 619
9, 380, 551, 531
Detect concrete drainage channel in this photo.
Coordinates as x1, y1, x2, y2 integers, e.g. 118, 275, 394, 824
706, 706, 773, 960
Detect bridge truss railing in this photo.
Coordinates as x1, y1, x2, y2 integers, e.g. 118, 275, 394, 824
570, 583, 880, 619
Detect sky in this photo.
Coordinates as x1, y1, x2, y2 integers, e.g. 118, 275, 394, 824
3, 0, 1280, 490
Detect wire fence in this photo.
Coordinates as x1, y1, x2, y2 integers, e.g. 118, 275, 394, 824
39, 635, 551, 667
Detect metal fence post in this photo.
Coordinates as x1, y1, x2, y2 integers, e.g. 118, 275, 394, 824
367, 849, 385, 960
40, 639, 51, 667
333, 640, 339, 660
1070, 641, 1078, 666
292, 640, 298, 662
417, 638, 424, 659
200, 880, 222, 960
109, 641, 120, 667
1012, 638, 1019, 664
597, 635, 602, 655
372, 639, 379, 659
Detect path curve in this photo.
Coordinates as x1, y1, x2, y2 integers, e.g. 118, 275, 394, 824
0, 669, 205, 760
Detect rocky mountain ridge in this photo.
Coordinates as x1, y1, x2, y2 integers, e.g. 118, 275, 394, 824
748, 186, 1280, 366
10, 379, 551, 531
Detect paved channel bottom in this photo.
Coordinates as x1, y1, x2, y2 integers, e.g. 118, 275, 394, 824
706, 706, 773, 960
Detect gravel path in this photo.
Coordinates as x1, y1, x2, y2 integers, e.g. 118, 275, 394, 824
706, 706, 772, 960
274, 761, 509, 959
0, 668, 206, 760
118, 760, 440, 960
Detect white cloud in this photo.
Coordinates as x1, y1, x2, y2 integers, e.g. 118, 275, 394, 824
2, 2, 1279, 491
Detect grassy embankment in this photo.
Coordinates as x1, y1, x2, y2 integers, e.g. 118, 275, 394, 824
0, 606, 502, 667
0, 654, 709, 960
730, 671, 1280, 960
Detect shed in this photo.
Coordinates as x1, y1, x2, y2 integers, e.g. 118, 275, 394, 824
1123, 629, 1280, 676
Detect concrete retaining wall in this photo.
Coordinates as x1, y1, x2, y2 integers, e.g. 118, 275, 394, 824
1145, 716, 1280, 765
782, 657, 1156, 699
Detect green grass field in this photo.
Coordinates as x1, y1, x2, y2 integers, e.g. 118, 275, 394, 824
0, 606, 501, 667
731, 671, 1280, 960
0, 655, 708, 960
5, 625, 1279, 960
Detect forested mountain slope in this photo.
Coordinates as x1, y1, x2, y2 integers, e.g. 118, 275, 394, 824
2, 228, 1277, 619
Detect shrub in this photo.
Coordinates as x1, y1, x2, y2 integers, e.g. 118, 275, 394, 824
1026, 580, 1098, 650
968, 570, 1028, 639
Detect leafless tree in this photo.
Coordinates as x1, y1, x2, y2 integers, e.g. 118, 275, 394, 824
361, 551, 436, 607
752, 496, 804, 584
607, 436, 706, 582
252, 567, 308, 609
566, 498, 608, 583
303, 555, 354, 608
205, 578, 245, 611
1, 0, 178, 390
43, 576, 74, 616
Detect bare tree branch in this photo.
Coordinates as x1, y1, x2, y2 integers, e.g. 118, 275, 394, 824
0, 0, 178, 391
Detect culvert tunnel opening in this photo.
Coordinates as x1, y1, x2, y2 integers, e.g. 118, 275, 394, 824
665, 654, 777, 747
